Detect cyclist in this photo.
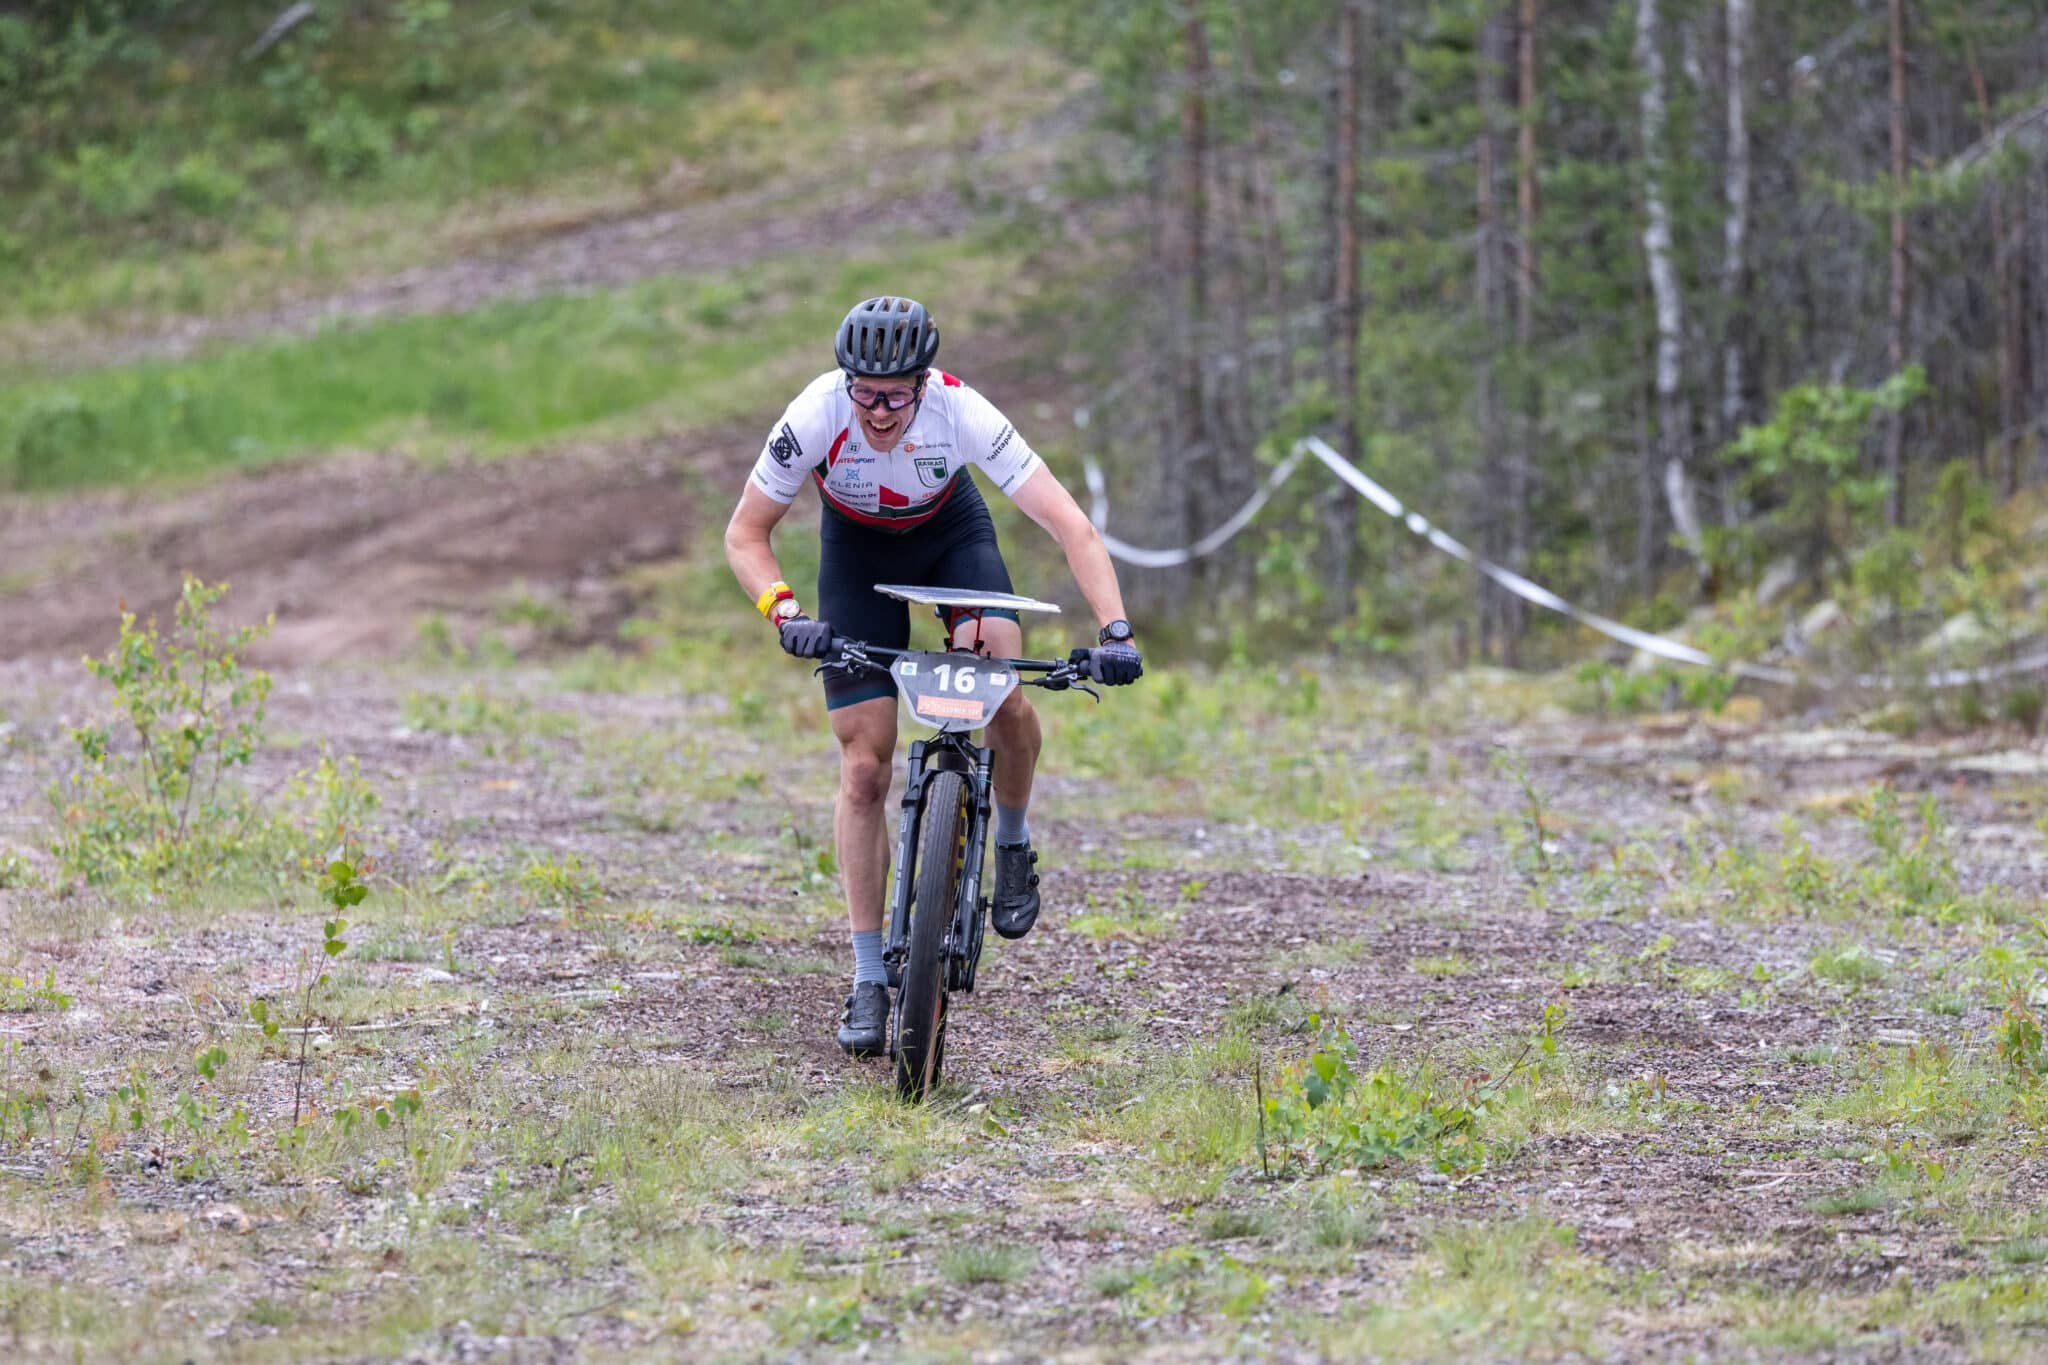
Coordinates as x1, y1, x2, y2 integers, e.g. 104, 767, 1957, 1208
724, 296, 1144, 1058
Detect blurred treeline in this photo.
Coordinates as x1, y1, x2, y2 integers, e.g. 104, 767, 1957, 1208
1046, 0, 2048, 675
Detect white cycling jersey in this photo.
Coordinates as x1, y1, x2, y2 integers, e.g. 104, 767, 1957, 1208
751, 369, 1042, 532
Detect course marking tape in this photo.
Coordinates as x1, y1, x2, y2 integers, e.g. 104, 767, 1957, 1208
1082, 435, 2047, 691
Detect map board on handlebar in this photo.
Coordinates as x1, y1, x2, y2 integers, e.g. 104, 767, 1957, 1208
872, 584, 1063, 614
869, 584, 1061, 731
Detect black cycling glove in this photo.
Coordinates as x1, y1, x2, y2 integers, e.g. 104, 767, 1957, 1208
1084, 641, 1143, 686
779, 615, 834, 660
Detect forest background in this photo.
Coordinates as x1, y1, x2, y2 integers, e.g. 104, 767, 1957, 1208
3, 0, 2046, 701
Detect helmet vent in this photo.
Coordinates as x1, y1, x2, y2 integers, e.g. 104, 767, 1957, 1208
835, 295, 938, 377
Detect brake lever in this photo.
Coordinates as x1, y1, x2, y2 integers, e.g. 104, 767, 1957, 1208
1037, 665, 1101, 701
813, 642, 871, 678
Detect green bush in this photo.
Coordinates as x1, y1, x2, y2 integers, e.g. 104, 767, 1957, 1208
1260, 1007, 1562, 1178
10, 393, 101, 488
47, 142, 168, 223
167, 152, 248, 218
49, 579, 387, 892
49, 577, 275, 886
2005, 686, 2044, 733
306, 97, 393, 180
1716, 367, 1925, 584
395, 0, 457, 97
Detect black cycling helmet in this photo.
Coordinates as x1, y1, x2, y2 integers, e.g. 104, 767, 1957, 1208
835, 296, 941, 378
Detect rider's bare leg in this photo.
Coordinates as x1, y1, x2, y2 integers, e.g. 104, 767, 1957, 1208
829, 696, 897, 934
954, 615, 1040, 812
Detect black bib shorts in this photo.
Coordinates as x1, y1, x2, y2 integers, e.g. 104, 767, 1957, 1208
817, 474, 1019, 711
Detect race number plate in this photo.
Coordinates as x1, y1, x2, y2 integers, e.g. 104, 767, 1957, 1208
893, 652, 1019, 733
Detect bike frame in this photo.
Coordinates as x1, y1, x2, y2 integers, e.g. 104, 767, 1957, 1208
822, 635, 1090, 1002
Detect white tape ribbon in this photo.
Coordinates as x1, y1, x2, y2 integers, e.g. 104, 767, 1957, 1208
1083, 445, 1307, 568
1082, 435, 2045, 691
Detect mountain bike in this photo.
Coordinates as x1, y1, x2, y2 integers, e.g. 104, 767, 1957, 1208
820, 584, 1097, 1102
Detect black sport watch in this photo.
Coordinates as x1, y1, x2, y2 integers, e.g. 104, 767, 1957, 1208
1098, 619, 1135, 646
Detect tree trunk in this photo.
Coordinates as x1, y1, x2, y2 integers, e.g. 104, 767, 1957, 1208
1476, 4, 1512, 662
1637, 323, 1659, 596
1884, 0, 1908, 526
1176, 13, 1213, 591
1719, 0, 1751, 454
1964, 44, 2022, 496
1233, 5, 1296, 403
1324, 1, 1365, 625
1507, 0, 1538, 662
1635, 0, 1704, 572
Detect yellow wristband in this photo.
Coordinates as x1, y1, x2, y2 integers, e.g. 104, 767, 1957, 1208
755, 580, 793, 618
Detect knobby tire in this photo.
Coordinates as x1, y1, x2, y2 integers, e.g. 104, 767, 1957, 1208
896, 769, 965, 1102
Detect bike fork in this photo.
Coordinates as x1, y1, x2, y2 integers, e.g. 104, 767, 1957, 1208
882, 741, 931, 989
953, 744, 995, 993
883, 739, 996, 992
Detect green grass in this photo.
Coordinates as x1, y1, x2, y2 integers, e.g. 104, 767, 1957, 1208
1809, 1184, 1889, 1217
0, 238, 1009, 490
939, 1242, 1036, 1287
1810, 942, 1889, 986
1316, 1217, 1615, 1360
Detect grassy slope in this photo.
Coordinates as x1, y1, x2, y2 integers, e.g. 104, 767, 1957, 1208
2, 0, 1029, 337
0, 239, 1020, 489
0, 0, 1070, 490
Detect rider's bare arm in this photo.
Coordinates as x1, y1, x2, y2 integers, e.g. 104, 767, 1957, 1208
1008, 466, 1131, 635
725, 482, 798, 610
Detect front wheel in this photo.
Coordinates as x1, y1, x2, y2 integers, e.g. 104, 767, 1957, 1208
895, 769, 965, 1102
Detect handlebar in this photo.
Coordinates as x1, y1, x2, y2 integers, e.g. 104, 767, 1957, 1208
820, 638, 1101, 696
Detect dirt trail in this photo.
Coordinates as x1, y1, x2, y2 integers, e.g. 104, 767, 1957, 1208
66, 179, 978, 372
0, 434, 708, 665
2, 657, 2043, 1358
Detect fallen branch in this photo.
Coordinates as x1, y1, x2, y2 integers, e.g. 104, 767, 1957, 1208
1946, 88, 2048, 175
243, 2, 316, 62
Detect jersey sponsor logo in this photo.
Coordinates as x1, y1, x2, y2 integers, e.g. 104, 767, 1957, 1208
900, 442, 916, 453
913, 455, 948, 488
989, 424, 1015, 460
768, 423, 802, 468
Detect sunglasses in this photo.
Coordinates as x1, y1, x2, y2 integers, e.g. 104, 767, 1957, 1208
846, 377, 924, 412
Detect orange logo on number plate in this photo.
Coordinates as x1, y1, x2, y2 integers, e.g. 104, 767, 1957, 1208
914, 695, 985, 722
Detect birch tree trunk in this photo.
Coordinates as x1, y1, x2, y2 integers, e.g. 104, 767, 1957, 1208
1719, 0, 1751, 453
1884, 0, 1908, 526
1635, 0, 1704, 570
